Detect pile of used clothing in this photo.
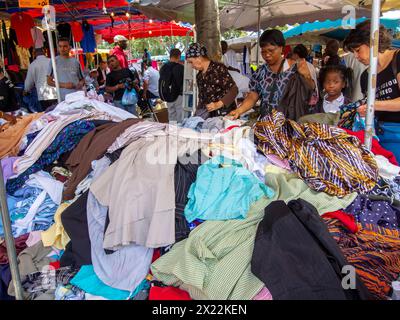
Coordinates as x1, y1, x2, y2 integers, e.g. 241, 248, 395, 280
1, 93, 400, 300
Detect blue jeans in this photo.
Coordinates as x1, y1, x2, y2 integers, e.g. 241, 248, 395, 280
113, 100, 137, 116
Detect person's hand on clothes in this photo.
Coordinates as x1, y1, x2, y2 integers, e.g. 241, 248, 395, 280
229, 109, 241, 120
206, 101, 224, 112
357, 104, 367, 117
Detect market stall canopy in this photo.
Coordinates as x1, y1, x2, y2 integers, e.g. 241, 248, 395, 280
0, 0, 192, 40
284, 17, 400, 40
347, 0, 400, 11
131, 0, 373, 31
97, 19, 193, 42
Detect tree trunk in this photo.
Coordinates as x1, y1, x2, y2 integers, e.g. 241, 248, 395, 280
195, 0, 222, 62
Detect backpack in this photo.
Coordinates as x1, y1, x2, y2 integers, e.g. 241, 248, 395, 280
159, 62, 180, 103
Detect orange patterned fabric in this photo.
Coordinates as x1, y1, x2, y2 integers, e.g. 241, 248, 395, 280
254, 110, 379, 197
0, 113, 43, 159
326, 218, 400, 300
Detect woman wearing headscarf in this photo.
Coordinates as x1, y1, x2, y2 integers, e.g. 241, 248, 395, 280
186, 43, 238, 119
229, 29, 315, 119
344, 20, 400, 161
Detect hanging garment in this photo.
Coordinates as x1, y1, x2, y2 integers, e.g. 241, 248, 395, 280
87, 157, 153, 292
7, 120, 95, 195
10, 12, 34, 49
63, 119, 141, 200
254, 110, 379, 197
327, 219, 400, 300
15, 46, 31, 70
2, 21, 15, 66
251, 199, 372, 300
70, 21, 84, 42
184, 155, 275, 223
80, 21, 96, 53
30, 26, 45, 49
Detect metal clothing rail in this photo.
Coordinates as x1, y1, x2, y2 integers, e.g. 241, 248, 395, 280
364, 0, 381, 150
0, 165, 23, 300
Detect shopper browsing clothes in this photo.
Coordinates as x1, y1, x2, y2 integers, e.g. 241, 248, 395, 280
229, 29, 315, 120
105, 55, 140, 115
159, 48, 184, 123
47, 38, 85, 102
186, 42, 238, 119
24, 48, 57, 111
344, 20, 400, 161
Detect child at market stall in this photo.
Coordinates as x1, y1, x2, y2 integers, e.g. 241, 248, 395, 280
318, 64, 353, 114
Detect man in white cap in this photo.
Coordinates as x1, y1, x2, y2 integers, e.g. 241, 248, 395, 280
110, 35, 129, 69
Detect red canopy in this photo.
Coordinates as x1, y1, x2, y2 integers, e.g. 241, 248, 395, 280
10, 0, 192, 41
97, 20, 193, 43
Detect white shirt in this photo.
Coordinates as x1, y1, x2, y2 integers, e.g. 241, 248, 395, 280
323, 93, 345, 114
223, 49, 240, 71
24, 55, 57, 101
143, 66, 160, 96
229, 70, 250, 98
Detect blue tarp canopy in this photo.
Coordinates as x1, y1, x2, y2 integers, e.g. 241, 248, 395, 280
284, 17, 400, 40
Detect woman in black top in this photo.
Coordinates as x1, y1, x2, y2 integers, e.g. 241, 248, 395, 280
344, 20, 400, 161
186, 43, 238, 119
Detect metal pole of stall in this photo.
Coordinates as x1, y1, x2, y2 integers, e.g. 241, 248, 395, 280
0, 166, 23, 300
364, 0, 381, 150
43, 5, 61, 104
256, 0, 261, 67
0, 25, 7, 78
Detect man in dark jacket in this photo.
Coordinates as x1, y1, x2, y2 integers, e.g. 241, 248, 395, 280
159, 48, 184, 123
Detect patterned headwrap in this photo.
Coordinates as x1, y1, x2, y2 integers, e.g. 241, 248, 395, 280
186, 43, 208, 59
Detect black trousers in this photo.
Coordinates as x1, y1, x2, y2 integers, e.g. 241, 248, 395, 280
251, 199, 372, 300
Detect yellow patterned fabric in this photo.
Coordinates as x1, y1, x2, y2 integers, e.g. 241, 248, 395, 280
254, 110, 379, 197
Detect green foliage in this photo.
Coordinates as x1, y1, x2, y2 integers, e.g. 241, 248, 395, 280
222, 29, 248, 40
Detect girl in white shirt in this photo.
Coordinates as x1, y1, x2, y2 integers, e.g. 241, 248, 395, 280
318, 65, 353, 113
